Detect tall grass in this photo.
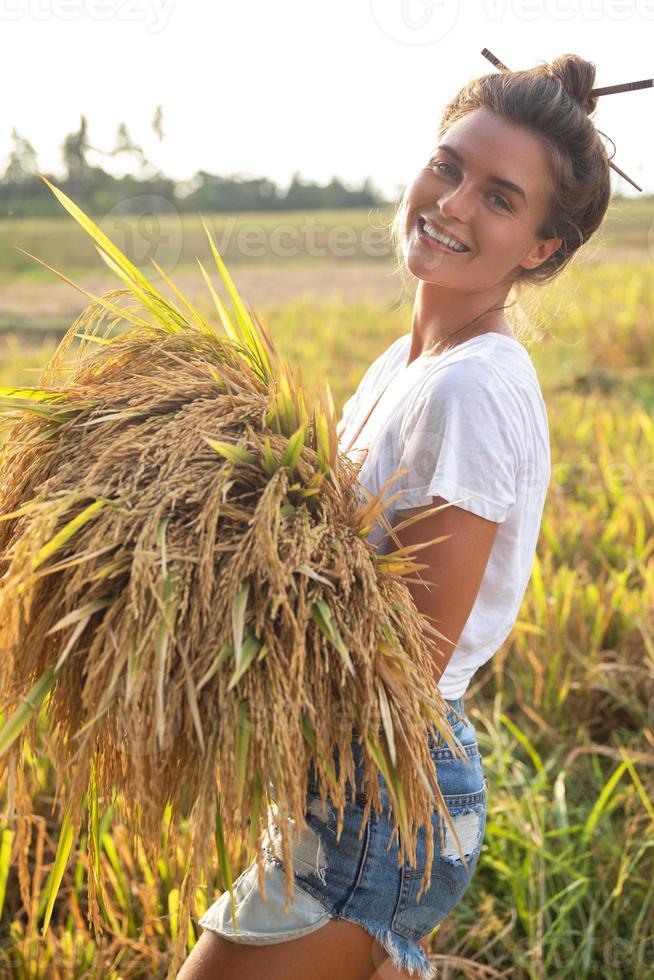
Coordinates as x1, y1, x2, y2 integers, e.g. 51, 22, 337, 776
0, 258, 653, 978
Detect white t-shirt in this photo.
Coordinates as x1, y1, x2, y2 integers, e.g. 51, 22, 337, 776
337, 331, 552, 700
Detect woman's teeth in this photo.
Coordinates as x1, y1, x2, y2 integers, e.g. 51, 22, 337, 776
420, 218, 469, 252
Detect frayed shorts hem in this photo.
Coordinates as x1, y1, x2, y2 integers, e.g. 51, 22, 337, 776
199, 860, 436, 979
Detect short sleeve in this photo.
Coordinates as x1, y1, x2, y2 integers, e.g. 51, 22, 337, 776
393, 360, 521, 523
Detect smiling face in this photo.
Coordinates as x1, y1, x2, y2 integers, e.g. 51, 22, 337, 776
401, 108, 563, 291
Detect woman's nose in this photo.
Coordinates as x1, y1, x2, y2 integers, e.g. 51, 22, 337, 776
437, 182, 474, 224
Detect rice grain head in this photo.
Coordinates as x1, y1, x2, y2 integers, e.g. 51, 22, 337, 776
0, 176, 462, 978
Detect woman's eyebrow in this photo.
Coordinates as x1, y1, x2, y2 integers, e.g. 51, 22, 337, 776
437, 143, 527, 204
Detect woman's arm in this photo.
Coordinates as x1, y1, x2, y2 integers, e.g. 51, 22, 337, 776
390, 496, 500, 686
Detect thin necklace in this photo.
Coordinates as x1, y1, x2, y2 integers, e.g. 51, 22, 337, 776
342, 302, 512, 455
415, 302, 513, 359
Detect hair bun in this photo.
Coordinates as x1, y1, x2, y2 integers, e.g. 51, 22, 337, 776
547, 53, 598, 115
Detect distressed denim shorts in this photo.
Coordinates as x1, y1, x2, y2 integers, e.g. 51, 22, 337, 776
199, 696, 487, 980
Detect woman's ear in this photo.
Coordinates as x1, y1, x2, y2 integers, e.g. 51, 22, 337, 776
520, 236, 563, 271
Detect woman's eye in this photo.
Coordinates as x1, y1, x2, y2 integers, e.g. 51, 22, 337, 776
431, 162, 511, 212
489, 193, 511, 211
432, 161, 456, 178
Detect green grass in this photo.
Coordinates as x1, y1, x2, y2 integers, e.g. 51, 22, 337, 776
1, 195, 654, 284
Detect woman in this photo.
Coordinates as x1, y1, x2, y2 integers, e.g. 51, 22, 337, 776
178, 53, 612, 980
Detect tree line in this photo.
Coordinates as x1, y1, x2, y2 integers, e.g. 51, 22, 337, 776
0, 113, 392, 218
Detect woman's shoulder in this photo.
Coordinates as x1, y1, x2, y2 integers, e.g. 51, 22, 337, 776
419, 332, 544, 405
406, 334, 550, 460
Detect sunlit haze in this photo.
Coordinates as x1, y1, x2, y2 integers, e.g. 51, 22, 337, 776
1, 0, 652, 200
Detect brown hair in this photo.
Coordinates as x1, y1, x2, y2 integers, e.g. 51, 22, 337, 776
388, 54, 613, 335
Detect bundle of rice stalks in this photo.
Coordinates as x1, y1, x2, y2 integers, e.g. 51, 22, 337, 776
0, 177, 463, 976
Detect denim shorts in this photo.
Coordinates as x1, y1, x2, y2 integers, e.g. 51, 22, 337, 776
199, 696, 487, 980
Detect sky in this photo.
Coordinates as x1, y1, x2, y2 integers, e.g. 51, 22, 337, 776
1, 0, 653, 201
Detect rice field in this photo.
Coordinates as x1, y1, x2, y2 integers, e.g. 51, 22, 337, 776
0, 212, 653, 977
